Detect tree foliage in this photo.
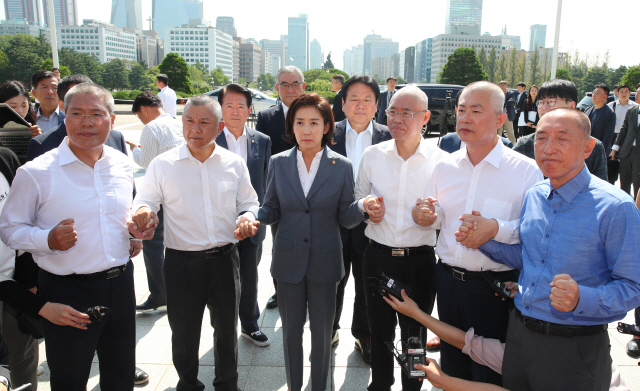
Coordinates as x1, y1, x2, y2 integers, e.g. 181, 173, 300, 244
438, 48, 488, 86
498, 54, 508, 82
485, 47, 497, 83
507, 49, 518, 86
128, 61, 155, 90
477, 46, 487, 71
158, 53, 192, 94
302, 68, 349, 88
307, 79, 331, 92
620, 66, 640, 89
554, 68, 572, 81
103, 58, 130, 90
529, 48, 541, 86
40, 59, 71, 77
211, 66, 230, 86
257, 73, 275, 90
396, 76, 407, 84
0, 34, 47, 86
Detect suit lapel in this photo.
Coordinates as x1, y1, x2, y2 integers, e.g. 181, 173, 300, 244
372, 122, 384, 144
216, 132, 229, 149
306, 147, 337, 201
246, 128, 259, 171
283, 147, 309, 208
332, 120, 347, 156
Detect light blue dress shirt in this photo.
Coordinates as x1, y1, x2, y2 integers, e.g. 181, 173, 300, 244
480, 166, 640, 326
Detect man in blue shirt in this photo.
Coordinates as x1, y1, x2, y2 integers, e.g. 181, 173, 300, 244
475, 108, 640, 390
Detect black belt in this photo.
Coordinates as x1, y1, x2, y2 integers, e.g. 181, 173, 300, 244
515, 309, 607, 338
169, 243, 235, 259
368, 239, 433, 257
59, 263, 128, 281
438, 261, 511, 282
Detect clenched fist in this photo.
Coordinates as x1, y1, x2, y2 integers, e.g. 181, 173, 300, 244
48, 218, 77, 251
550, 274, 580, 312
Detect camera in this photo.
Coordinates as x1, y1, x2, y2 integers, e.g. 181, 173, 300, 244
86, 306, 112, 323
482, 272, 512, 300
386, 327, 428, 378
367, 271, 411, 301
617, 322, 640, 337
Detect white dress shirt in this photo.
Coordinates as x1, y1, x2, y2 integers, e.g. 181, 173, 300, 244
608, 99, 637, 134
282, 103, 290, 118
36, 106, 60, 132
132, 113, 183, 168
131, 144, 259, 251
296, 149, 323, 196
0, 173, 14, 278
354, 138, 450, 248
0, 138, 134, 275
612, 112, 640, 151
345, 120, 373, 178
158, 86, 177, 117
223, 126, 248, 162
429, 140, 542, 272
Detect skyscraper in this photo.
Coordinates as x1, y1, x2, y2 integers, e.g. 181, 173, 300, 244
287, 14, 309, 71
529, 24, 546, 50
363, 34, 398, 76
309, 39, 323, 69
445, 0, 482, 35
42, 0, 78, 26
4, 0, 41, 24
216, 16, 237, 38
153, 0, 203, 42
111, 0, 143, 30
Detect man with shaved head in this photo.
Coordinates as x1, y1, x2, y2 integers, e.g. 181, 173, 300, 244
477, 109, 640, 390
412, 81, 542, 385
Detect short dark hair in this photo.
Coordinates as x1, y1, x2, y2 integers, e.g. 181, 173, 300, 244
31, 70, 55, 89
517, 82, 526, 88
537, 79, 578, 104
386, 76, 397, 82
156, 74, 169, 85
341, 75, 380, 103
132, 92, 162, 113
218, 83, 252, 107
594, 83, 610, 96
618, 84, 631, 93
57, 74, 92, 100
284, 93, 334, 147
331, 75, 345, 85
52, 67, 60, 72
613, 85, 619, 90
0, 80, 37, 125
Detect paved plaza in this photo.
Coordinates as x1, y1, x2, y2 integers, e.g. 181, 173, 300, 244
31, 113, 640, 390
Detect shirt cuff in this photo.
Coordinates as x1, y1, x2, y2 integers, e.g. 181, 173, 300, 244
35, 229, 55, 253
493, 219, 518, 244
612, 145, 620, 152
572, 285, 598, 317
236, 211, 256, 225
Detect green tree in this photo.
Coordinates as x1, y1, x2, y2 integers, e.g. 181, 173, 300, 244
58, 47, 104, 85
485, 47, 497, 83
396, 76, 407, 84
621, 66, 640, 89
610, 65, 629, 87
188, 62, 213, 93
158, 53, 192, 94
307, 79, 331, 92
517, 51, 527, 85
554, 68, 573, 81
507, 49, 518, 87
529, 48, 541, 86
302, 68, 348, 86
477, 46, 487, 71
0, 34, 46, 86
211, 66, 230, 86
128, 61, 155, 90
40, 58, 71, 77
257, 73, 275, 90
582, 66, 609, 96
437, 47, 488, 86
103, 58, 130, 90
323, 53, 334, 69
498, 53, 508, 82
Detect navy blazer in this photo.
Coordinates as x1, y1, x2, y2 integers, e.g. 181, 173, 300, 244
256, 103, 293, 156
332, 90, 346, 122
216, 127, 271, 244
504, 90, 517, 121
376, 90, 393, 124
250, 146, 363, 284
329, 119, 392, 254
584, 105, 617, 154
438, 132, 513, 154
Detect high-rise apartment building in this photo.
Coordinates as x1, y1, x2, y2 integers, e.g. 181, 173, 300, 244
166, 26, 233, 77
111, 0, 143, 30
414, 38, 433, 83
238, 42, 261, 83
261, 39, 285, 68
403, 46, 415, 83
216, 16, 236, 38
4, 0, 40, 24
309, 38, 323, 69
529, 24, 546, 50
342, 44, 363, 76
430, 33, 502, 83
58, 19, 136, 63
43, 0, 78, 26
153, 0, 203, 43
372, 56, 394, 81
287, 14, 308, 71
445, 0, 482, 35
363, 34, 398, 76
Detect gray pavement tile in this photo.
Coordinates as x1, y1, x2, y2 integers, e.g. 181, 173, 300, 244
243, 365, 331, 391
617, 364, 640, 390
250, 327, 318, 367
257, 272, 275, 298
135, 325, 174, 365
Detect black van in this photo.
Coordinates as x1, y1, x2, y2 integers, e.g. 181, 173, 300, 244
395, 83, 464, 136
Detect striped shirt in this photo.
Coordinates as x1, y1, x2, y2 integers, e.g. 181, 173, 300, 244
132, 113, 183, 168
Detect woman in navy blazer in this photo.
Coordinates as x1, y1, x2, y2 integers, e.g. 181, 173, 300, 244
238, 94, 364, 391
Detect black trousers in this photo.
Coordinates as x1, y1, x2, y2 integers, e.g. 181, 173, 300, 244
619, 149, 640, 198
237, 238, 262, 332
142, 206, 166, 306
503, 310, 611, 391
334, 236, 370, 339
518, 125, 535, 137
363, 242, 437, 391
165, 247, 240, 391
435, 262, 519, 386
607, 158, 620, 185
38, 262, 136, 391
271, 223, 278, 295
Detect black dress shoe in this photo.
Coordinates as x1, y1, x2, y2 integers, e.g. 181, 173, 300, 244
355, 336, 371, 364
134, 367, 149, 385
627, 338, 640, 358
266, 294, 278, 309
136, 299, 167, 313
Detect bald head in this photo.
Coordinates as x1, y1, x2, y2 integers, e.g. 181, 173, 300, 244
538, 108, 591, 140
390, 85, 428, 111
461, 81, 504, 115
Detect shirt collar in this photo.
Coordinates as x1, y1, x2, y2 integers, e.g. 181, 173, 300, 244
58, 136, 110, 166
37, 106, 59, 119
346, 120, 373, 137
296, 147, 324, 160
223, 126, 247, 140
161, 86, 168, 92
282, 103, 289, 117
382, 138, 432, 159
177, 143, 222, 161
460, 137, 503, 168
552, 165, 591, 204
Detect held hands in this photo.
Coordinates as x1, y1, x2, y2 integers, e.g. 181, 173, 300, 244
382, 289, 420, 319
129, 239, 143, 258
363, 196, 385, 224
609, 150, 617, 161
454, 211, 498, 249
549, 274, 580, 312
125, 140, 141, 152
412, 197, 438, 226
38, 302, 91, 330
129, 207, 158, 239
47, 218, 77, 251
235, 216, 260, 240
28, 124, 42, 137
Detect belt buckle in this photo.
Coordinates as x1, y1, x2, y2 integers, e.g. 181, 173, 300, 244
392, 248, 405, 257
452, 268, 465, 281
105, 267, 120, 279
205, 249, 220, 258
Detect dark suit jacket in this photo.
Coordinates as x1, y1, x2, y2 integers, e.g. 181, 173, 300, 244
504, 90, 517, 121
585, 105, 617, 154
34, 104, 65, 128
329, 119, 392, 254
250, 146, 363, 284
613, 105, 640, 160
256, 103, 293, 156
332, 90, 346, 122
516, 91, 528, 118
216, 127, 271, 244
376, 90, 394, 124
438, 132, 513, 153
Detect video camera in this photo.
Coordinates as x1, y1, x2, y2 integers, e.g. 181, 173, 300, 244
617, 322, 640, 366
385, 327, 428, 378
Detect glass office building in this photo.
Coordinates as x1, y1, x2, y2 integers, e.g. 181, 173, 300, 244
153, 0, 203, 43
445, 0, 482, 35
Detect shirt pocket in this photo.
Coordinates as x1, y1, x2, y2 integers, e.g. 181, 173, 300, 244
482, 198, 513, 222
218, 182, 238, 209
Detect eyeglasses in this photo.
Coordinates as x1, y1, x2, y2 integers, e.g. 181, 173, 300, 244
279, 81, 301, 90
536, 99, 570, 108
591, 91, 606, 96
67, 112, 110, 122
385, 109, 427, 119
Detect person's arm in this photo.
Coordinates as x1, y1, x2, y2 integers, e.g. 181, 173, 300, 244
586, 141, 608, 181
338, 160, 365, 230
611, 109, 632, 158
130, 159, 163, 235
602, 110, 616, 154
417, 358, 508, 391
479, 240, 523, 269
235, 160, 259, 215
132, 126, 160, 169
255, 111, 266, 134
250, 156, 281, 225
351, 152, 385, 224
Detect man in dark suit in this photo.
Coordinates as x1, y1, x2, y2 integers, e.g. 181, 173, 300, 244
439, 132, 513, 153
376, 77, 396, 124
255, 65, 306, 309
514, 82, 528, 137
329, 75, 392, 363
585, 83, 616, 155
331, 74, 346, 122
497, 81, 517, 144
216, 83, 272, 347
611, 87, 640, 199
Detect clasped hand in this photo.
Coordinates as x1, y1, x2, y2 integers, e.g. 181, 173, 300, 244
412, 197, 438, 226
454, 210, 498, 249
129, 207, 159, 240
363, 196, 385, 224
235, 216, 260, 240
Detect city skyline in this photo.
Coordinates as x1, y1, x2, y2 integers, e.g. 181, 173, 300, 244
0, 0, 637, 71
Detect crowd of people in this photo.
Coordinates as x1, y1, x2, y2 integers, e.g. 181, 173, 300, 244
0, 64, 636, 391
